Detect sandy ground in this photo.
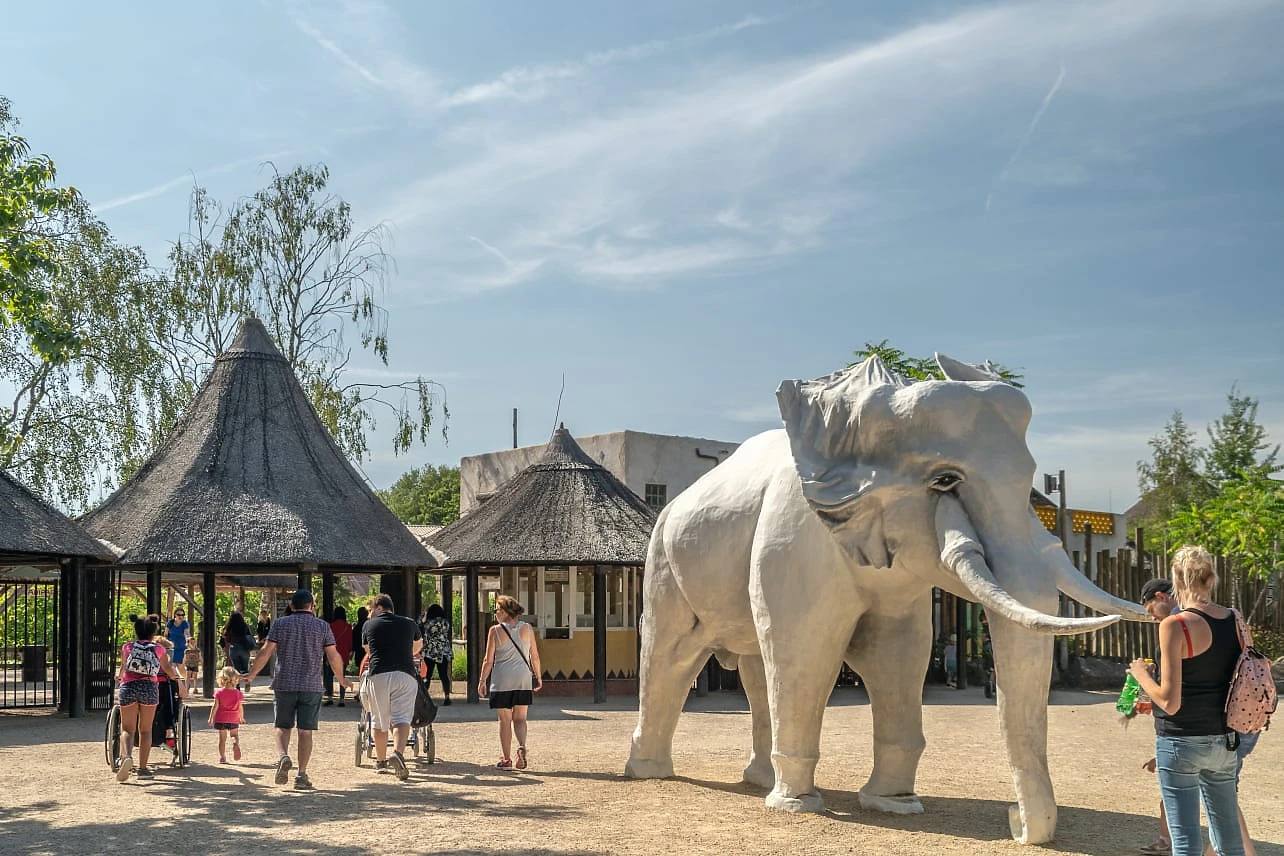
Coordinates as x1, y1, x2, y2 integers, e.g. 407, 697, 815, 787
0, 685, 1280, 856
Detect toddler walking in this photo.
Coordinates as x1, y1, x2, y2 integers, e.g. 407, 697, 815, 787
208, 666, 246, 763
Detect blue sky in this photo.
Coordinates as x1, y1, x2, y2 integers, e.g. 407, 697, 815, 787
4, 0, 1282, 512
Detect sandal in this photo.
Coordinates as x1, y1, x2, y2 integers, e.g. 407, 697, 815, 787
1138, 838, 1171, 855
496, 758, 513, 769
515, 746, 527, 770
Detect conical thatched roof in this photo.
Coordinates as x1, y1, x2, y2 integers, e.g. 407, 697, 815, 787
0, 468, 113, 563
425, 426, 656, 567
81, 317, 435, 570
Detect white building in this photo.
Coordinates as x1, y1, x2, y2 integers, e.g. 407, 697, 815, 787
460, 429, 741, 515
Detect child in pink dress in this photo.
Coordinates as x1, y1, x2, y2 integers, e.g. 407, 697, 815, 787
208, 666, 246, 762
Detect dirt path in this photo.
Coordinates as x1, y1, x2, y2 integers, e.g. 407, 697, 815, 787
1, 686, 1280, 855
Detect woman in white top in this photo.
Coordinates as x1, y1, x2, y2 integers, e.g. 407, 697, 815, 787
478, 595, 543, 770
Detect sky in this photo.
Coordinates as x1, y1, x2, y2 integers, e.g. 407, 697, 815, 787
3, 0, 1283, 513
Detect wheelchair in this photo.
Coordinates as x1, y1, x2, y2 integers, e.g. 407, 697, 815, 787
105, 679, 192, 770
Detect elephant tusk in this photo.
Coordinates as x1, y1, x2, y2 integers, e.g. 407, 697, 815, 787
1029, 512, 1151, 621
937, 497, 1121, 635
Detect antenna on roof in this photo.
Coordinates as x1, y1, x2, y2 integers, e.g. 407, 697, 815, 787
552, 373, 565, 435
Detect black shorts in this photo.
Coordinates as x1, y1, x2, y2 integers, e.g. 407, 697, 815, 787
488, 690, 533, 710
214, 722, 240, 731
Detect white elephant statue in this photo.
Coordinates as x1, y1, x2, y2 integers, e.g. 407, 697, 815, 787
624, 355, 1148, 844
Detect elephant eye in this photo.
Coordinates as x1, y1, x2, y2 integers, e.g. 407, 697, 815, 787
929, 472, 963, 492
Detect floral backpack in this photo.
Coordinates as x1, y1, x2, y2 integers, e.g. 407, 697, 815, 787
1225, 609, 1277, 734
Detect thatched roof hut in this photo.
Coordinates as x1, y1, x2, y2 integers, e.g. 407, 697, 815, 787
426, 425, 656, 567
81, 317, 434, 571
0, 467, 113, 566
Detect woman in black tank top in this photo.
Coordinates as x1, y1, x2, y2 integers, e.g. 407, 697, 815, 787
1128, 546, 1245, 856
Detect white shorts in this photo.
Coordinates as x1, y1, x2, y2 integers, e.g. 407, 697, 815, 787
365, 671, 418, 730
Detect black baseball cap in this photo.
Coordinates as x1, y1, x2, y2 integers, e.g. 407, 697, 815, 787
1140, 579, 1173, 604
290, 589, 316, 609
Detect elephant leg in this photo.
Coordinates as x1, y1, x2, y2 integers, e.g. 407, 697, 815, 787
625, 557, 711, 780
847, 598, 932, 815
987, 614, 1057, 844
761, 621, 852, 814
737, 654, 773, 789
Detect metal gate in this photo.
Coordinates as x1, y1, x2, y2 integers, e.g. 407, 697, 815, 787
0, 578, 59, 708
85, 570, 118, 711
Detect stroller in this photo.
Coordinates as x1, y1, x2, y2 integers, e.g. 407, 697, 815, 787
105, 677, 192, 771
353, 669, 437, 767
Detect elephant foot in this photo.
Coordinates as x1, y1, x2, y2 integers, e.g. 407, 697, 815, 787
765, 787, 824, 814
1008, 803, 1055, 845
624, 755, 674, 780
858, 789, 924, 815
741, 758, 774, 790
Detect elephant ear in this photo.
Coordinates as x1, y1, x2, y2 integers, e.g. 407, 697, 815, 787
776, 357, 906, 568
935, 353, 1008, 384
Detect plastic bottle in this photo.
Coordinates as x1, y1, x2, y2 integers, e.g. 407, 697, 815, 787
1135, 659, 1154, 714
1116, 674, 1141, 714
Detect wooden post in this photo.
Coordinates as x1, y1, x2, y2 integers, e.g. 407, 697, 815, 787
403, 568, 417, 618
297, 566, 311, 591
465, 567, 480, 703
62, 558, 86, 717
202, 571, 217, 698
593, 565, 608, 703
955, 594, 969, 690
146, 564, 162, 616
322, 571, 335, 620
1057, 470, 1069, 553
442, 575, 454, 631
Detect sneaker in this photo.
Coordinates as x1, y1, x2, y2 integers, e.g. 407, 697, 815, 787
374, 760, 390, 774
293, 773, 314, 791
389, 751, 409, 781
115, 755, 134, 783
232, 743, 242, 762
274, 754, 293, 785
322, 698, 333, 707
136, 766, 154, 778
337, 701, 345, 707
442, 696, 452, 706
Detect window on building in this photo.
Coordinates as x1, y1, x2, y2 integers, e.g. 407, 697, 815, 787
644, 483, 668, 512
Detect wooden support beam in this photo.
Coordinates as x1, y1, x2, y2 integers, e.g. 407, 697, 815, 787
465, 567, 480, 703
202, 572, 217, 698
322, 571, 335, 621
146, 564, 162, 615
403, 567, 417, 618
593, 565, 607, 704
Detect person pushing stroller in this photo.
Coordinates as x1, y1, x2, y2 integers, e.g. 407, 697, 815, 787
361, 594, 422, 780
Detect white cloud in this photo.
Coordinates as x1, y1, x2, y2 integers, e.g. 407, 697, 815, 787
439, 14, 770, 109
377, 0, 1283, 294
93, 150, 295, 213
986, 60, 1067, 211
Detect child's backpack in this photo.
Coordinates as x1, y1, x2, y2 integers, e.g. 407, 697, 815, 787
125, 641, 162, 677
1225, 610, 1277, 734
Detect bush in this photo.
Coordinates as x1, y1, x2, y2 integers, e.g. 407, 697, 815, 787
452, 646, 467, 680
1249, 625, 1284, 660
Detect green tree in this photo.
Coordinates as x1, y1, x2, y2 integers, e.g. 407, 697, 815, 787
0, 195, 177, 509
0, 97, 82, 363
379, 464, 461, 525
167, 165, 447, 462
849, 339, 1024, 386
1136, 410, 1212, 534
1163, 474, 1284, 585
1205, 384, 1280, 486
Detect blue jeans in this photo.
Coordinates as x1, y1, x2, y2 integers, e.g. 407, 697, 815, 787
1156, 734, 1244, 856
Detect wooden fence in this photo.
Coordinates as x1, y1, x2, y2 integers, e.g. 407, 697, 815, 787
1065, 546, 1283, 662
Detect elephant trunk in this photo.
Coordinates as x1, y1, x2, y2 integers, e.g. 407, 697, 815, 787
935, 495, 1119, 635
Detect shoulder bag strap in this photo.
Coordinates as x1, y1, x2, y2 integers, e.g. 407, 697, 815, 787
1231, 608, 1251, 651
1174, 614, 1193, 658
498, 622, 536, 677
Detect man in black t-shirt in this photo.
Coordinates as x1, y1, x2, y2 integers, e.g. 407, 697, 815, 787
361, 594, 422, 780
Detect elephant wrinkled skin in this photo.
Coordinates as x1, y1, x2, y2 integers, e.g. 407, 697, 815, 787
624, 355, 1148, 844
